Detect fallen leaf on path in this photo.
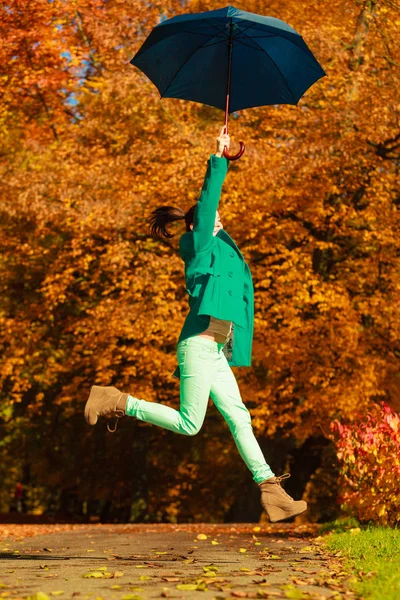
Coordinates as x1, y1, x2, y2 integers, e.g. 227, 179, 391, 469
281, 584, 307, 599
196, 582, 208, 591
293, 568, 317, 574
176, 584, 198, 590
197, 534, 207, 540
203, 565, 219, 573
128, 587, 144, 592
290, 578, 310, 585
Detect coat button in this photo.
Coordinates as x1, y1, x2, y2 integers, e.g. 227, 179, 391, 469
230, 251, 235, 257
228, 290, 232, 296
228, 271, 233, 277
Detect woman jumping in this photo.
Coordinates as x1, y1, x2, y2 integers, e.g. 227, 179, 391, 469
84, 127, 307, 523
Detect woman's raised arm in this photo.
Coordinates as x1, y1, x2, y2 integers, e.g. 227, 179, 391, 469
192, 128, 230, 254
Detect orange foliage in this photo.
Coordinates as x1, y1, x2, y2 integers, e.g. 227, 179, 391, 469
0, 0, 399, 517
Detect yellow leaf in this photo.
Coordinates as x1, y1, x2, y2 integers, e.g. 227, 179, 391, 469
197, 534, 207, 540
176, 584, 197, 590
350, 528, 361, 534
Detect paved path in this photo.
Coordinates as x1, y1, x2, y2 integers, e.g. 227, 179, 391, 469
0, 523, 353, 599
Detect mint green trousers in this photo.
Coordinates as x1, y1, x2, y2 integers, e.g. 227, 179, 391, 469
126, 335, 274, 484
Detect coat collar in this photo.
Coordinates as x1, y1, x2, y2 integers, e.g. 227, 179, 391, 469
216, 228, 243, 258
181, 229, 243, 259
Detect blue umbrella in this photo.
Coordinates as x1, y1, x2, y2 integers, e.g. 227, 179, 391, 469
130, 5, 325, 160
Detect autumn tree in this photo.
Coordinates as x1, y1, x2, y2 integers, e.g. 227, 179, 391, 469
0, 0, 399, 520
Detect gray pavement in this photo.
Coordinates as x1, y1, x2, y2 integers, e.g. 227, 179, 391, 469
0, 523, 353, 599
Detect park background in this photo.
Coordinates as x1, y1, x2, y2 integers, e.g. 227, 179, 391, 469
0, 0, 399, 526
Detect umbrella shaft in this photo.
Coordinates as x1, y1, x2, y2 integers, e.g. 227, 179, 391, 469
224, 20, 234, 133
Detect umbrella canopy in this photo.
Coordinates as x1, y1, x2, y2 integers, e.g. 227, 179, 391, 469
130, 4, 326, 114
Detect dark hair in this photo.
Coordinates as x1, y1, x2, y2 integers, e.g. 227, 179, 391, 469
147, 204, 197, 240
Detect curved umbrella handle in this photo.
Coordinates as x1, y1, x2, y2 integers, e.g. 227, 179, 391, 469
223, 141, 245, 161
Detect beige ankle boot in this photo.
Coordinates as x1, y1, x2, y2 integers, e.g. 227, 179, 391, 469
84, 385, 129, 432
258, 473, 307, 523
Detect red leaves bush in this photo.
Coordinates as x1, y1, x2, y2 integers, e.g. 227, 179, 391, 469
330, 402, 400, 526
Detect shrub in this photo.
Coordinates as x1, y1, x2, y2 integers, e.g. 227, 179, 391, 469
330, 402, 400, 526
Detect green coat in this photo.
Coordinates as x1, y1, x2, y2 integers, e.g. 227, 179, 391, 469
172, 154, 254, 379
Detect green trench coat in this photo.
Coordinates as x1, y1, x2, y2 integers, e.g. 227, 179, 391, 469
172, 154, 254, 380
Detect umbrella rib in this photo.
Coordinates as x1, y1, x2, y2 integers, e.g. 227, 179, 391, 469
203, 18, 229, 38
161, 34, 226, 98
234, 22, 267, 38
235, 28, 297, 104
241, 24, 324, 66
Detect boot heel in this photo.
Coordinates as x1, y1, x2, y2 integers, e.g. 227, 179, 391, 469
266, 502, 307, 523
266, 505, 289, 523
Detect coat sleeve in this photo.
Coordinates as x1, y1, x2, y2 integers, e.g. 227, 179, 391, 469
192, 154, 229, 254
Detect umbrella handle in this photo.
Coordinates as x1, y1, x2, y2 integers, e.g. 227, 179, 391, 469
223, 142, 245, 161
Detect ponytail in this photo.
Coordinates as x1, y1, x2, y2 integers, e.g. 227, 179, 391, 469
147, 204, 197, 240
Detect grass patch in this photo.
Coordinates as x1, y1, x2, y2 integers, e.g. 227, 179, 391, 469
321, 523, 400, 600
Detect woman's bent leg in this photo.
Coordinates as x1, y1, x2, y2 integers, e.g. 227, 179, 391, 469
210, 346, 275, 484
126, 337, 217, 436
